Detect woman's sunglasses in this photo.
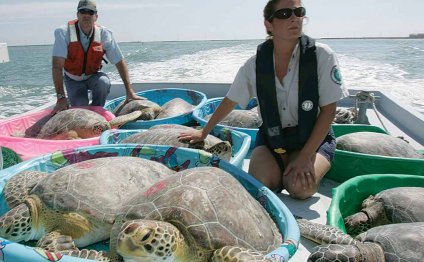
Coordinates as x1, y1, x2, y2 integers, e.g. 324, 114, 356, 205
268, 7, 306, 21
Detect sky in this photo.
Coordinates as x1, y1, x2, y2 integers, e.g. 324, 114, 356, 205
0, 0, 423, 46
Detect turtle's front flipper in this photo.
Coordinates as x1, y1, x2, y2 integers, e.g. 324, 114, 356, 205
109, 111, 142, 128
37, 231, 77, 252
4, 170, 49, 208
25, 114, 54, 138
212, 246, 273, 262
205, 141, 232, 161
297, 218, 357, 245
63, 249, 114, 262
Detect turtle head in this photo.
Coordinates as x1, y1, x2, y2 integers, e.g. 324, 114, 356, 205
117, 220, 187, 261
0, 202, 33, 242
92, 123, 109, 136
205, 141, 232, 161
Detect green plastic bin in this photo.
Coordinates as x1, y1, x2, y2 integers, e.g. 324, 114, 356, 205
326, 124, 424, 183
327, 174, 424, 232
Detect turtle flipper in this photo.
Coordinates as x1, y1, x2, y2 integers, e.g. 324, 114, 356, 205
25, 114, 54, 138
62, 249, 113, 262
109, 110, 142, 128
205, 141, 232, 161
37, 231, 77, 252
308, 242, 385, 262
212, 246, 273, 262
297, 218, 357, 245
344, 211, 372, 237
4, 170, 48, 208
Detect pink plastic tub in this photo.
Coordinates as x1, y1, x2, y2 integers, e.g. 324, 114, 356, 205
0, 106, 115, 160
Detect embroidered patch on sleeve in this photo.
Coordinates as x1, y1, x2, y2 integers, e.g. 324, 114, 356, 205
331, 65, 342, 85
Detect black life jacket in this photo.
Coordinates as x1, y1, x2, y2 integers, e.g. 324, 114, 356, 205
256, 34, 319, 153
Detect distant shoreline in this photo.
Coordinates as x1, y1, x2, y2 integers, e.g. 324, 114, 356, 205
5, 36, 424, 47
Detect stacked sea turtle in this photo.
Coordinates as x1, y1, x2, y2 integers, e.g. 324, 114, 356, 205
114, 97, 194, 120
0, 161, 282, 262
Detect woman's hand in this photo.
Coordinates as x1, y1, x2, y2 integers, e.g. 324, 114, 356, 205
283, 153, 316, 189
178, 129, 206, 144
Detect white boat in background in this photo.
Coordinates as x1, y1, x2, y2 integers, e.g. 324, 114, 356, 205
2, 82, 424, 261
0, 43, 10, 63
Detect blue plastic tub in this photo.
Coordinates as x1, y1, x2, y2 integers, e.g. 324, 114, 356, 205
104, 88, 207, 129
193, 97, 259, 149
0, 144, 299, 262
99, 127, 251, 168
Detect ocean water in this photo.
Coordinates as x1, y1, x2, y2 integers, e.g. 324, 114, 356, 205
0, 39, 423, 119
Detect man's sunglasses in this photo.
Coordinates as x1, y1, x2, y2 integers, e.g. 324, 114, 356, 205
268, 7, 306, 21
79, 9, 96, 15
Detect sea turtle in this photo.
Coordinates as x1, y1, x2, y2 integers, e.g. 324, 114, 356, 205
0, 156, 175, 250
205, 107, 261, 128
0, 146, 22, 169
155, 98, 194, 119
35, 108, 142, 140
65, 167, 282, 261
121, 124, 232, 161
344, 187, 424, 236
297, 218, 424, 262
114, 99, 162, 120
336, 131, 424, 159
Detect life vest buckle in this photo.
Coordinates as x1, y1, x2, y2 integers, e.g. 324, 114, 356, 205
274, 148, 286, 154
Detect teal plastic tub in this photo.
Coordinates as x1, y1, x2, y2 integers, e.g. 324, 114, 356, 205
99, 127, 251, 168
193, 97, 259, 149
0, 144, 299, 262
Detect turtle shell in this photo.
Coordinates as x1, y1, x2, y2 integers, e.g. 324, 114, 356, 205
356, 222, 424, 262
114, 167, 281, 255
156, 98, 194, 119
114, 100, 161, 120
30, 157, 175, 223
336, 132, 424, 159
38, 108, 110, 139
376, 187, 424, 223
121, 126, 224, 150
205, 108, 261, 128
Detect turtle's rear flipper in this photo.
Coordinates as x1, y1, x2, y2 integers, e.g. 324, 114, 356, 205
110, 111, 142, 128
25, 114, 54, 138
37, 231, 77, 252
213, 246, 274, 262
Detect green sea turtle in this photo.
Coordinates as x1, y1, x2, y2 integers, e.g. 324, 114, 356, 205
36, 108, 141, 140
0, 156, 175, 250
155, 98, 194, 119
205, 107, 261, 128
298, 218, 424, 262
114, 99, 162, 120
336, 131, 424, 158
121, 124, 232, 161
0, 146, 22, 169
344, 187, 424, 236
65, 167, 282, 261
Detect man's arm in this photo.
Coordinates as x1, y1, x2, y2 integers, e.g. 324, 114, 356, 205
115, 59, 141, 100
52, 56, 69, 113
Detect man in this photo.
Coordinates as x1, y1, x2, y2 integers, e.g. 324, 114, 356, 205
52, 0, 142, 113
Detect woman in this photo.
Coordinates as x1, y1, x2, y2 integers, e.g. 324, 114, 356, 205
179, 0, 348, 199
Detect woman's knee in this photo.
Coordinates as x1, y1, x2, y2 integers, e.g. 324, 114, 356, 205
249, 147, 282, 189
286, 186, 318, 200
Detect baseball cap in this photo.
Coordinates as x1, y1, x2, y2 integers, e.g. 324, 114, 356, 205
77, 0, 97, 12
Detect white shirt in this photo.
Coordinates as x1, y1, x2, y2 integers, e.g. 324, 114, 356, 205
226, 42, 349, 128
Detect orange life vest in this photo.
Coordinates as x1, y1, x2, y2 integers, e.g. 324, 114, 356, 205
64, 19, 104, 76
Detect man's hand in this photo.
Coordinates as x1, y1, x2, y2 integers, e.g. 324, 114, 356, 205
52, 99, 69, 115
